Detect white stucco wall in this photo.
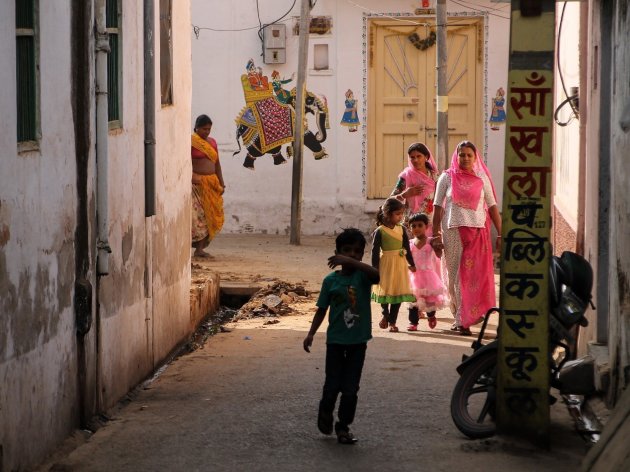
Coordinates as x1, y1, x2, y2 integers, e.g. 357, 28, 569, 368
553, 1, 581, 230
0, 2, 193, 469
191, 0, 510, 235
97, 0, 193, 408
0, 1, 80, 468
152, 1, 194, 364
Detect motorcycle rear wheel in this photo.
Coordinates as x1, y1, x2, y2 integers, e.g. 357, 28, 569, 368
450, 352, 498, 439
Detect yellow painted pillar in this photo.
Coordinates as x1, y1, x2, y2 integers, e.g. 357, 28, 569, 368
497, 0, 555, 445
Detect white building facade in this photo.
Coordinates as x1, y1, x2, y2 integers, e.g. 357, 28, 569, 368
0, 1, 193, 469
192, 0, 512, 235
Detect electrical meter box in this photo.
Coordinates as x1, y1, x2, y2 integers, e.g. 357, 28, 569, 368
263, 24, 286, 64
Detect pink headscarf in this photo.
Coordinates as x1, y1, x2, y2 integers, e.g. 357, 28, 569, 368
398, 143, 439, 214
445, 141, 497, 328
445, 141, 496, 210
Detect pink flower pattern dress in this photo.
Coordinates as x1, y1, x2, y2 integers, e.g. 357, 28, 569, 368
408, 238, 449, 312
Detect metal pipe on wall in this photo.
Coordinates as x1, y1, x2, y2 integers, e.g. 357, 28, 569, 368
144, 0, 156, 370
95, 0, 111, 275
144, 0, 156, 217
436, 0, 448, 172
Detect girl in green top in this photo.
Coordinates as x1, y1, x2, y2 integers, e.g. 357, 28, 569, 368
371, 197, 416, 332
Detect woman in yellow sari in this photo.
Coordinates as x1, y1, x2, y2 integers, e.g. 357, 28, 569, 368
191, 115, 225, 257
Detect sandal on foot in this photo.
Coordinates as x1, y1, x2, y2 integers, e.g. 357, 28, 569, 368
389, 326, 399, 333
458, 327, 472, 336
407, 324, 418, 331
450, 323, 460, 331
428, 317, 437, 330
379, 317, 388, 329
337, 430, 358, 445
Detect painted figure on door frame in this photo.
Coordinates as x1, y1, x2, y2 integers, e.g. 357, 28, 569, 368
489, 87, 506, 130
340, 89, 360, 132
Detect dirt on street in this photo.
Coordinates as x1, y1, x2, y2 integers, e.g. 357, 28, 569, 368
37, 233, 591, 472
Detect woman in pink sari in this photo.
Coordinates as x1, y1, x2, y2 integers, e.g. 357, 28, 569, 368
431, 141, 502, 335
391, 142, 439, 227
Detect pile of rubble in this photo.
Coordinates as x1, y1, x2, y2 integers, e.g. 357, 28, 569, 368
233, 281, 310, 321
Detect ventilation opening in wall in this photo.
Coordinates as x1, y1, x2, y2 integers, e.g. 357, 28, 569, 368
313, 44, 329, 70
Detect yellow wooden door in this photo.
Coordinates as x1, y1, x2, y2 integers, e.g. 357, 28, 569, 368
367, 18, 482, 199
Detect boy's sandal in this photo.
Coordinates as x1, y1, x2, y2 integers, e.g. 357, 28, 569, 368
389, 326, 399, 333
407, 324, 418, 331
428, 316, 437, 330
337, 430, 358, 445
458, 327, 472, 336
379, 317, 388, 329
450, 323, 460, 331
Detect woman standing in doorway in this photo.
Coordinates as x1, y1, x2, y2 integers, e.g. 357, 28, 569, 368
191, 114, 225, 258
431, 141, 501, 335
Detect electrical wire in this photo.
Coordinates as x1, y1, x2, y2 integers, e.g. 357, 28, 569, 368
556, 1, 579, 118
449, 0, 510, 20
554, 94, 579, 126
193, 0, 505, 35
192, 0, 297, 36
451, 0, 510, 14
256, 0, 264, 58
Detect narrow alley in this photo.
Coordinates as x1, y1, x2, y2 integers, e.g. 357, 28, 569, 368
38, 235, 588, 472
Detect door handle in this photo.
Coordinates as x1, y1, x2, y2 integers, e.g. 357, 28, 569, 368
425, 127, 456, 131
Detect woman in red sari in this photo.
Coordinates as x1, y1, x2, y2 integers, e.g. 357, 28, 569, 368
191, 114, 225, 258
431, 141, 501, 335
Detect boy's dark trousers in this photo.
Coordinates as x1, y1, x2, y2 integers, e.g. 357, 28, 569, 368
319, 343, 367, 431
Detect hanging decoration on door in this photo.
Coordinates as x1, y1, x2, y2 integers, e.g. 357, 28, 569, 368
489, 87, 507, 130
408, 30, 436, 50
340, 89, 360, 132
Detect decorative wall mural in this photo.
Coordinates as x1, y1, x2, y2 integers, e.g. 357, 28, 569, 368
340, 89, 360, 132
271, 70, 294, 104
234, 58, 330, 170
489, 87, 506, 130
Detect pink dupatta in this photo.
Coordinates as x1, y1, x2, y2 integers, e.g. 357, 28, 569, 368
398, 147, 438, 215
446, 145, 497, 328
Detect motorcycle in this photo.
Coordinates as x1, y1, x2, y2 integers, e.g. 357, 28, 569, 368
450, 251, 598, 440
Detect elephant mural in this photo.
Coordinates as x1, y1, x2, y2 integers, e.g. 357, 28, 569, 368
233, 63, 330, 170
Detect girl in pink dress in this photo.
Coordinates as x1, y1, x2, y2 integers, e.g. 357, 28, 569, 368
406, 213, 449, 331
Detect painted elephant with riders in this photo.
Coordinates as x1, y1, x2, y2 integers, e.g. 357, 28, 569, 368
234, 87, 330, 170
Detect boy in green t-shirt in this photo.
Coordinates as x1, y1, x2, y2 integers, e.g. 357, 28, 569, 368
303, 228, 380, 444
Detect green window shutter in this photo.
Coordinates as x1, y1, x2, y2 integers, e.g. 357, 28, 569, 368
15, 0, 34, 28
16, 36, 36, 141
16, 0, 37, 142
106, 0, 120, 123
107, 33, 120, 122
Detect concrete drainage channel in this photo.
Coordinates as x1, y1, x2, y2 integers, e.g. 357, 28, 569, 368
219, 283, 262, 309
188, 279, 311, 351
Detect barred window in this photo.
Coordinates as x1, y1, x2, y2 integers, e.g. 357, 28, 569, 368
160, 0, 173, 105
106, 0, 121, 125
16, 0, 39, 144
